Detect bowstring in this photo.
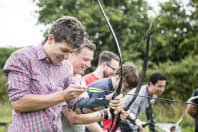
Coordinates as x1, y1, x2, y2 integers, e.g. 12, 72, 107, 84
88, 88, 198, 106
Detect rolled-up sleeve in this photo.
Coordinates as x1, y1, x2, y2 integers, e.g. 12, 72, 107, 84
3, 53, 31, 101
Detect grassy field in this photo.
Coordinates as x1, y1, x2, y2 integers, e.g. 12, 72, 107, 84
0, 102, 195, 132
0, 102, 11, 132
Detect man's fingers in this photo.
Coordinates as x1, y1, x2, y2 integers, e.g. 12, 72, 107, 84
63, 85, 87, 100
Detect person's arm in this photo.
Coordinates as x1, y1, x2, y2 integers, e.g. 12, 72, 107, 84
62, 105, 103, 124
12, 84, 86, 112
187, 104, 196, 119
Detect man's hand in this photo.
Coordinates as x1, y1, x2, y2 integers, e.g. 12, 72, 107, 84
63, 84, 87, 101
109, 94, 123, 114
135, 119, 145, 132
129, 113, 145, 132
120, 110, 129, 120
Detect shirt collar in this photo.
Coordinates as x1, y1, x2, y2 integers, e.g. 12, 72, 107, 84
37, 45, 48, 61
146, 86, 154, 97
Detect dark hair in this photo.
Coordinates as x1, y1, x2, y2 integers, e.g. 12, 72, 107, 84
114, 62, 139, 88
148, 72, 166, 85
74, 39, 96, 53
49, 16, 85, 48
98, 51, 119, 65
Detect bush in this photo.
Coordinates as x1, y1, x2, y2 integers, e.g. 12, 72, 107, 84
0, 69, 8, 102
0, 48, 17, 102
0, 48, 18, 69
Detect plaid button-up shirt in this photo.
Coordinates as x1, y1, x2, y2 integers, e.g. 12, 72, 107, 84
3, 45, 78, 132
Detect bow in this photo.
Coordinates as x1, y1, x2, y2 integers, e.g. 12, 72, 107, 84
111, 15, 160, 132
96, 0, 123, 131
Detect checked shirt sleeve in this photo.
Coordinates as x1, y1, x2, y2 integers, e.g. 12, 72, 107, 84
3, 52, 31, 101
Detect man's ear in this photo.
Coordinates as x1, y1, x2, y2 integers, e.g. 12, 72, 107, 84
48, 34, 55, 45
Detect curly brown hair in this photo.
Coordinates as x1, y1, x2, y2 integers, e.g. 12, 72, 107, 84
49, 16, 85, 48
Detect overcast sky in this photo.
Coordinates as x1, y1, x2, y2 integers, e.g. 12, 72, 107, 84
0, 0, 44, 47
0, 0, 170, 48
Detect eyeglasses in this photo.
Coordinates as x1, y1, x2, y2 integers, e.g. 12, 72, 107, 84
107, 63, 116, 71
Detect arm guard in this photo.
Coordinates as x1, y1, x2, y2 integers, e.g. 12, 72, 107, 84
73, 98, 109, 113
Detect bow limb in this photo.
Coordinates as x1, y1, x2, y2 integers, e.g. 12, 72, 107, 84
111, 15, 160, 132
125, 15, 160, 111
96, 0, 123, 131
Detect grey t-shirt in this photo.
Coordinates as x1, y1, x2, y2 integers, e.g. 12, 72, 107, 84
123, 85, 157, 131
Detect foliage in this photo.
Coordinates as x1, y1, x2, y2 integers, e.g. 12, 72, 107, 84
0, 48, 17, 102
149, 0, 198, 64
0, 48, 18, 69
0, 69, 8, 102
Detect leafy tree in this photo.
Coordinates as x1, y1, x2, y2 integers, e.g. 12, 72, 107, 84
149, 0, 198, 64
0, 48, 18, 69
0, 48, 17, 102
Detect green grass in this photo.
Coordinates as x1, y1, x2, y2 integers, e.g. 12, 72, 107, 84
0, 102, 12, 132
